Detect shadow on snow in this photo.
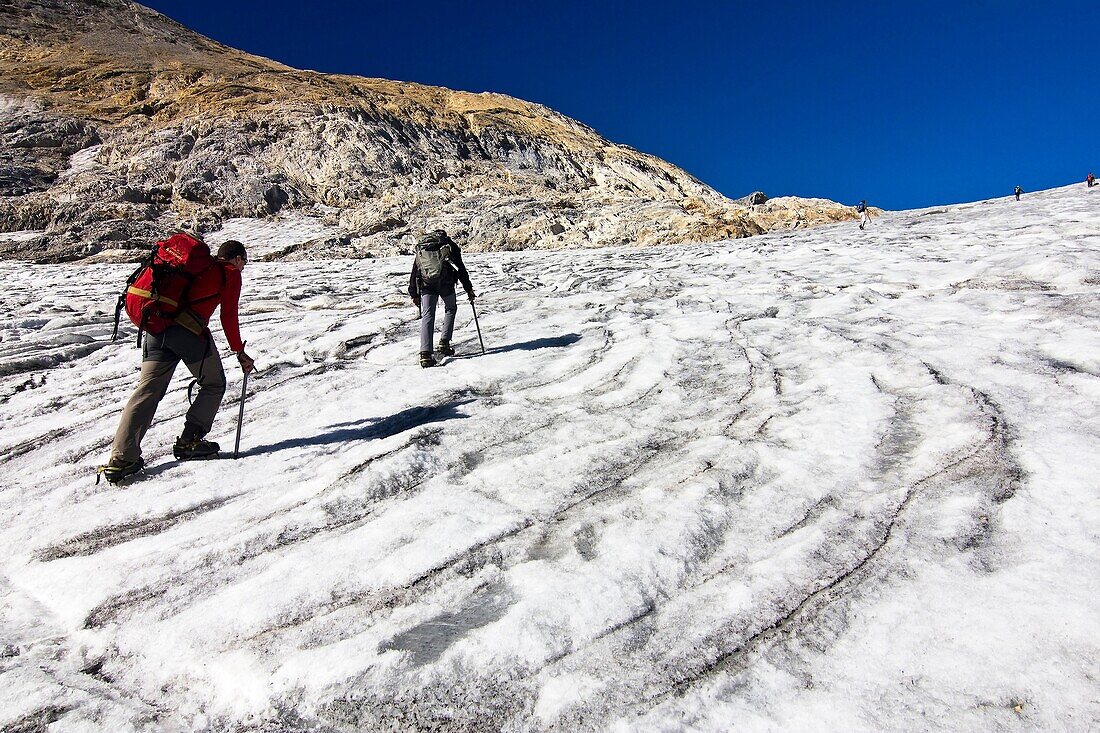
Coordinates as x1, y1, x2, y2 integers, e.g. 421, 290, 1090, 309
456, 333, 581, 358
245, 399, 474, 455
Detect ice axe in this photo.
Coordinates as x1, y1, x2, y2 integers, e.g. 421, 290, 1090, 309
234, 370, 248, 459
469, 295, 486, 355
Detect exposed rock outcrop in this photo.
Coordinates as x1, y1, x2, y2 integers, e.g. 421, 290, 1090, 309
738, 191, 769, 206
0, 0, 861, 261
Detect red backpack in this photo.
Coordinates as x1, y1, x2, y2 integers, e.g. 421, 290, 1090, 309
112, 232, 220, 345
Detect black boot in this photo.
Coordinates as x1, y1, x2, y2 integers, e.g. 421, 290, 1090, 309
97, 457, 144, 485
174, 435, 220, 460
419, 351, 437, 368
436, 339, 455, 357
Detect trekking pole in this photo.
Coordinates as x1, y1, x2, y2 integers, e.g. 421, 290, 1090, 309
469, 297, 486, 355
234, 371, 248, 459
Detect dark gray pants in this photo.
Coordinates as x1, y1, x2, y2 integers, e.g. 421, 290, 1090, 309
419, 291, 457, 352
111, 326, 226, 462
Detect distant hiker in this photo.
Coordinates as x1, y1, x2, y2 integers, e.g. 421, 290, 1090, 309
856, 200, 871, 230
409, 229, 475, 367
1088, 173, 1096, 188
1014, 185, 1023, 201
99, 238, 256, 484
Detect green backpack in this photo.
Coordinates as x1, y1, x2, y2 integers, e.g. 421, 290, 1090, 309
415, 231, 456, 288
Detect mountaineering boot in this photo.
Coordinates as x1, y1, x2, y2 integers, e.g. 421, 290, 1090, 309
419, 351, 437, 368
97, 457, 144, 485
436, 339, 455, 357
174, 435, 220, 460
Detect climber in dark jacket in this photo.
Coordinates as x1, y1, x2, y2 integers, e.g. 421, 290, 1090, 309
408, 230, 475, 367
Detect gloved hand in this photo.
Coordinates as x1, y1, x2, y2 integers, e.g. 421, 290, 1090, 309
237, 350, 256, 374
466, 290, 476, 301
412, 296, 421, 308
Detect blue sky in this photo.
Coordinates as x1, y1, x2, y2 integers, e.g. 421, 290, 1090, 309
142, 0, 1095, 210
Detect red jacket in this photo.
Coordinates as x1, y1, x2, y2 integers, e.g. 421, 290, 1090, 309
182, 261, 245, 352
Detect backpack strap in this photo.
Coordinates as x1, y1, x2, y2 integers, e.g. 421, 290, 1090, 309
111, 289, 128, 342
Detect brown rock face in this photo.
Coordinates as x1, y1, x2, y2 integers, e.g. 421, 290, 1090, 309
0, 0, 860, 261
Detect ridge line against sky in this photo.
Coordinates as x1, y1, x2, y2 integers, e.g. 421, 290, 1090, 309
139, 0, 1098, 210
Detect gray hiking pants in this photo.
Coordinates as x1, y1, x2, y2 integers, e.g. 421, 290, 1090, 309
111, 326, 227, 462
419, 291, 457, 352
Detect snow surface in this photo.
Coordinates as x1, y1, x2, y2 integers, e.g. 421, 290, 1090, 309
1, 184, 1098, 731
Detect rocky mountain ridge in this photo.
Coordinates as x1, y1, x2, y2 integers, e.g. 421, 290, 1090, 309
0, 0, 862, 262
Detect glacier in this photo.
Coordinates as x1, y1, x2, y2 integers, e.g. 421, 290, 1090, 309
0, 184, 1097, 731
